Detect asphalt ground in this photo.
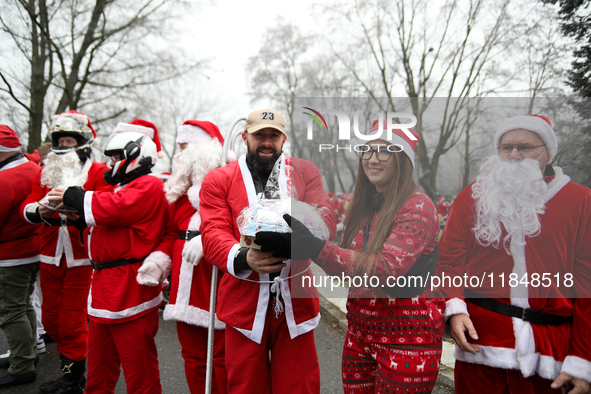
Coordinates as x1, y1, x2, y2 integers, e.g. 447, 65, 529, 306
0, 309, 453, 393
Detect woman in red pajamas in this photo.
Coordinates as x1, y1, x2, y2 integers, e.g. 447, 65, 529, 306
261, 120, 445, 393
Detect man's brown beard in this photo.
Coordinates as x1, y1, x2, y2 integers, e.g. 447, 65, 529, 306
246, 141, 281, 174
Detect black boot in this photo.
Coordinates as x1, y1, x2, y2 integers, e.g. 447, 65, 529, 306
39, 354, 65, 393
54, 357, 85, 394
39, 376, 63, 393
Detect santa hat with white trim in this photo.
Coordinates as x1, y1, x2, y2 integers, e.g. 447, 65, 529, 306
366, 119, 420, 169
0, 125, 22, 152
494, 114, 557, 162
177, 120, 236, 163
113, 119, 164, 158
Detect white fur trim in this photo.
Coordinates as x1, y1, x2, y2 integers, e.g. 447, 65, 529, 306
187, 184, 201, 210
226, 150, 237, 163
84, 191, 95, 227
163, 253, 225, 329
88, 291, 162, 320
113, 122, 154, 139
23, 203, 40, 224
539, 355, 563, 380
163, 304, 225, 330
227, 243, 252, 279
456, 345, 520, 370
0, 145, 21, 152
562, 356, 591, 383
545, 167, 570, 202
455, 345, 564, 380
52, 112, 89, 127
188, 211, 201, 232
176, 125, 213, 145
144, 251, 172, 279
494, 115, 557, 161
445, 298, 469, 320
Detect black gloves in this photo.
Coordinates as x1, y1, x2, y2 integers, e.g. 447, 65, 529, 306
254, 214, 326, 261
254, 231, 291, 259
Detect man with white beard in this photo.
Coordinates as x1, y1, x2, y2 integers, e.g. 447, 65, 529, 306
438, 114, 591, 394
136, 120, 233, 394
20, 111, 112, 394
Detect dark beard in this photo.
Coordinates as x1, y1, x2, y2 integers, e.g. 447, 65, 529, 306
246, 143, 281, 175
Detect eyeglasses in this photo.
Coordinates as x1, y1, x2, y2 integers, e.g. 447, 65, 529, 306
359, 147, 393, 162
498, 144, 546, 154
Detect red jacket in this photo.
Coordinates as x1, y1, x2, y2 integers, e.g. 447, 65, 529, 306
200, 155, 336, 344
0, 157, 41, 267
84, 174, 168, 323
21, 160, 112, 267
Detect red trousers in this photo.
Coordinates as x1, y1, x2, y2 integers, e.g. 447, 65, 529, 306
177, 322, 228, 394
39, 258, 91, 361
341, 329, 442, 394
225, 307, 320, 394
85, 309, 161, 394
455, 360, 561, 394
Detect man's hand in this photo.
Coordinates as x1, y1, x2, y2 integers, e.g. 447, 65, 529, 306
552, 373, 591, 394
246, 248, 286, 274
47, 187, 80, 220
449, 314, 480, 354
38, 204, 54, 218
47, 187, 66, 209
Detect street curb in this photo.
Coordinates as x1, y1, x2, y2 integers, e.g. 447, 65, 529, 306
319, 297, 347, 332
319, 295, 455, 393
436, 365, 455, 392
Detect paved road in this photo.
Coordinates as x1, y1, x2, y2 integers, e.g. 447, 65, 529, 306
0, 310, 452, 393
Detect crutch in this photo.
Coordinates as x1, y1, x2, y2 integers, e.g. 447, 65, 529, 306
205, 117, 246, 394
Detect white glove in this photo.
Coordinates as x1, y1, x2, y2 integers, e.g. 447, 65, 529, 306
182, 235, 203, 265
137, 260, 164, 286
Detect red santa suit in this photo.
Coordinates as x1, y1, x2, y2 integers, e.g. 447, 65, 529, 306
1, 155, 41, 268
148, 190, 228, 394
20, 159, 111, 361
200, 154, 336, 394
438, 168, 591, 390
80, 174, 167, 393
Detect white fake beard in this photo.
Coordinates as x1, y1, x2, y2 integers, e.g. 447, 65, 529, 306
471, 155, 547, 254
165, 140, 222, 203
40, 151, 88, 189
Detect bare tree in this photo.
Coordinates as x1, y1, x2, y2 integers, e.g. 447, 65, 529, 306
0, 0, 200, 152
321, 0, 562, 198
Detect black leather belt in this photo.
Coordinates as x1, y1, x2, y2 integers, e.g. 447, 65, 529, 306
43, 217, 71, 227
91, 258, 141, 271
179, 230, 200, 242
466, 297, 573, 326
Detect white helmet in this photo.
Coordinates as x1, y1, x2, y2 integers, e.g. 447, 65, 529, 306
102, 119, 161, 185
48, 111, 96, 159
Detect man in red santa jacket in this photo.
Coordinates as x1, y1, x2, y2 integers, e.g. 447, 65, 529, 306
197, 108, 337, 394
0, 125, 41, 388
20, 111, 112, 394
137, 119, 233, 394
438, 114, 591, 394
50, 119, 168, 394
